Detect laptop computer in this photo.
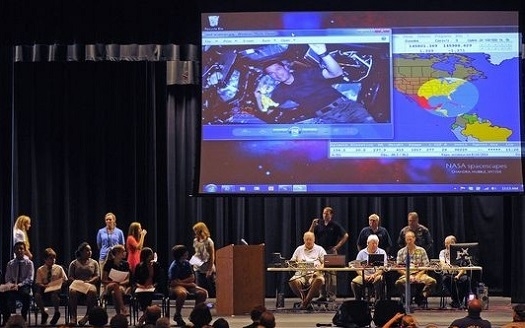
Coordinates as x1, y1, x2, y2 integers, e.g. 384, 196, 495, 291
323, 254, 346, 268
367, 253, 386, 266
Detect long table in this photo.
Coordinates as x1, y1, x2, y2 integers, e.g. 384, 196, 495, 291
267, 265, 483, 312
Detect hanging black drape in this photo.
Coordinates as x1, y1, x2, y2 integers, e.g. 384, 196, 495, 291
2, 51, 524, 302
2, 0, 524, 303
7, 60, 169, 271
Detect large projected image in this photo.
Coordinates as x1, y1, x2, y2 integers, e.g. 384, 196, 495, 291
198, 11, 523, 195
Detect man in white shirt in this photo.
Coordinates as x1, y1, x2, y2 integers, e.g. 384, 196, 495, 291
288, 231, 327, 310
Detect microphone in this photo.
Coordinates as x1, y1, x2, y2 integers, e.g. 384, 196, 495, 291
240, 238, 249, 245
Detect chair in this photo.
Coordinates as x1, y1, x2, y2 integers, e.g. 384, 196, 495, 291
31, 283, 70, 325
68, 280, 102, 324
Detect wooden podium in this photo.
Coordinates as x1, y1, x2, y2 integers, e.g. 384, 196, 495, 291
215, 244, 265, 315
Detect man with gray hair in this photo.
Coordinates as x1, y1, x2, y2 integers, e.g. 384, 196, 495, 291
351, 234, 387, 301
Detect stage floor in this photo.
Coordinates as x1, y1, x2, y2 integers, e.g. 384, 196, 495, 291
24, 296, 514, 327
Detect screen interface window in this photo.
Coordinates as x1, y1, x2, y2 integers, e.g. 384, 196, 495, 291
199, 11, 523, 194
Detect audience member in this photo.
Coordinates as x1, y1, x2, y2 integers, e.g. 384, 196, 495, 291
258, 311, 276, 328
12, 215, 33, 260
308, 206, 348, 301
168, 244, 208, 327
68, 242, 100, 326
439, 235, 470, 308
356, 213, 393, 254
156, 317, 171, 328
503, 304, 525, 328
88, 306, 109, 328
351, 234, 387, 301
288, 231, 327, 310
102, 244, 131, 316
395, 230, 436, 307
2, 242, 34, 322
449, 298, 492, 328
4, 314, 27, 328
126, 221, 147, 274
189, 302, 213, 328
33, 247, 68, 325
243, 305, 267, 328
134, 247, 164, 325
192, 221, 217, 297
143, 305, 162, 325
397, 212, 433, 255
110, 313, 129, 328
382, 312, 418, 328
212, 318, 230, 328
96, 212, 126, 269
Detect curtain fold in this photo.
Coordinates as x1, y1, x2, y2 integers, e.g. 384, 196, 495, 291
4, 50, 525, 301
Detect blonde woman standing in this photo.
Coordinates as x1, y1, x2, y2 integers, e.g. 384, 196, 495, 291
192, 221, 216, 297
13, 215, 33, 260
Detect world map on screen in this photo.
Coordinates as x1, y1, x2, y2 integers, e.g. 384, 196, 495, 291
393, 53, 519, 142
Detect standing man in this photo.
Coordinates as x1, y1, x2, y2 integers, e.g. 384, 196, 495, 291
449, 299, 492, 328
309, 206, 349, 302
397, 212, 433, 256
357, 213, 394, 255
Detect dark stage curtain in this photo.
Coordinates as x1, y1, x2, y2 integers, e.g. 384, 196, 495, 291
2, 58, 525, 302
2, 0, 524, 302
6, 61, 170, 272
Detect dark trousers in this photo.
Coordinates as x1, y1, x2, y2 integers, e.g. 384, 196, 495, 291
4, 285, 32, 321
442, 274, 470, 305
196, 271, 216, 298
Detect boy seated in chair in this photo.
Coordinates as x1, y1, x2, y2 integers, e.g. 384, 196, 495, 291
168, 245, 207, 327
33, 248, 67, 325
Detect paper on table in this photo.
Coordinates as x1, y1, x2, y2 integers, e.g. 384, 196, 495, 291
44, 278, 64, 293
135, 286, 156, 293
109, 268, 129, 283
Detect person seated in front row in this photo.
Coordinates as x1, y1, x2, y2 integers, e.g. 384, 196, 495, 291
439, 235, 470, 308
395, 230, 436, 307
68, 242, 100, 326
33, 247, 68, 325
288, 231, 327, 310
351, 234, 387, 301
168, 244, 208, 327
102, 244, 131, 316
134, 247, 164, 325
2, 242, 34, 323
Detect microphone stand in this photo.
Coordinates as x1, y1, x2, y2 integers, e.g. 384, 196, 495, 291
405, 252, 411, 313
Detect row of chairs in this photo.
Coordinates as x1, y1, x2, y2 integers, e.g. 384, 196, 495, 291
30, 285, 190, 326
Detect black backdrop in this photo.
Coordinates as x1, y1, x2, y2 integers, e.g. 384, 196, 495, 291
1, 0, 524, 302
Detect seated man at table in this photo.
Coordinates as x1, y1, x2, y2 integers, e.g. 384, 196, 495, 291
439, 235, 470, 308
395, 230, 436, 307
351, 234, 387, 301
288, 231, 327, 310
